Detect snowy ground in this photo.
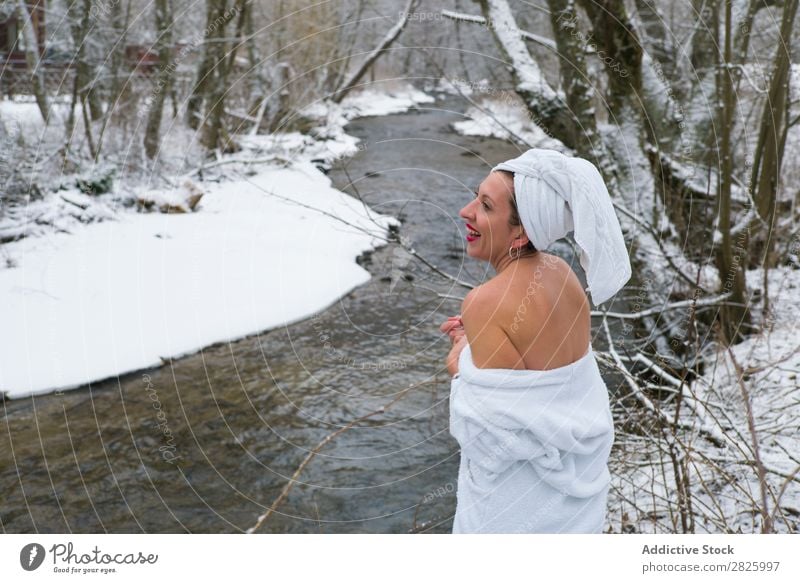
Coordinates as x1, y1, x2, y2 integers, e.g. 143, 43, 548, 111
0, 85, 434, 399
608, 265, 800, 533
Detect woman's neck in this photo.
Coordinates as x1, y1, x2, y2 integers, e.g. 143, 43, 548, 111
492, 251, 540, 276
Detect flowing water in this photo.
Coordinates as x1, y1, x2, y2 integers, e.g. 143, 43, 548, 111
0, 94, 611, 533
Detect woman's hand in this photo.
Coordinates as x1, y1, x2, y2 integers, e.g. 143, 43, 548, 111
439, 315, 465, 345
441, 314, 467, 376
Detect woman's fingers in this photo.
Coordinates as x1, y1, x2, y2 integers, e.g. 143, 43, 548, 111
449, 328, 465, 342
439, 315, 463, 334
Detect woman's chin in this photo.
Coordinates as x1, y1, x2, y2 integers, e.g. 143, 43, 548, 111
465, 245, 485, 260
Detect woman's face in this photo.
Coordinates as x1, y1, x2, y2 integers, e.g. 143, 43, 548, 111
458, 171, 527, 266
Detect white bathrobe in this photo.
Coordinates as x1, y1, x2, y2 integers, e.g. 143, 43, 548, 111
449, 342, 614, 533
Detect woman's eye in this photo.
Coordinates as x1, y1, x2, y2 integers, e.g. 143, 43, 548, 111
481, 202, 489, 210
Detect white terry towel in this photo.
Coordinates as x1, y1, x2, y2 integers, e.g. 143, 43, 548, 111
449, 342, 615, 533
492, 148, 631, 306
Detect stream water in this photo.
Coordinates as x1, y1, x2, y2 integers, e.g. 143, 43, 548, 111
0, 94, 609, 533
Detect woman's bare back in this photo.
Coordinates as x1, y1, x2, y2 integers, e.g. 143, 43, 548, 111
463, 252, 591, 371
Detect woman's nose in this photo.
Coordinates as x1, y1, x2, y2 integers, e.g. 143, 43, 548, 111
458, 200, 473, 219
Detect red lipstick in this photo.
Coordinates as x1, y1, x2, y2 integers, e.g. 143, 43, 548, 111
465, 223, 481, 242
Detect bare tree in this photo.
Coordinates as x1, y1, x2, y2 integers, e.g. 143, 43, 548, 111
96, 0, 134, 157
15, 0, 48, 123
715, 0, 751, 344
67, 0, 102, 122
144, 0, 175, 160
331, 0, 418, 103
203, 0, 248, 152
748, 0, 799, 274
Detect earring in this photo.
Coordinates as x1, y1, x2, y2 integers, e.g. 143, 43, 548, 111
508, 245, 521, 260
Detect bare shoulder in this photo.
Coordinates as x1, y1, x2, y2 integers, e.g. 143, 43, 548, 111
527, 253, 585, 295
461, 282, 502, 322
460, 283, 523, 367
461, 253, 585, 326
460, 282, 510, 340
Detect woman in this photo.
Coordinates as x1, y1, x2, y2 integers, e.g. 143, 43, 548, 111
441, 170, 591, 374
440, 148, 631, 533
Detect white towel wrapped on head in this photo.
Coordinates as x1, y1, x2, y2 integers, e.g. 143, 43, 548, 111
492, 148, 631, 306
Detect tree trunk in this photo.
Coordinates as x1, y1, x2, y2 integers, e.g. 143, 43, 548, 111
748, 0, 799, 270
96, 0, 133, 157
15, 0, 49, 124
715, 0, 751, 344
68, 0, 103, 122
144, 0, 175, 159
576, 0, 642, 112
203, 0, 248, 151
685, 0, 774, 166
186, 0, 230, 131
633, 0, 680, 84
476, 0, 575, 149
546, 0, 602, 156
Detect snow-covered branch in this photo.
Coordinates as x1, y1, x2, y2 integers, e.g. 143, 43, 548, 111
440, 9, 557, 50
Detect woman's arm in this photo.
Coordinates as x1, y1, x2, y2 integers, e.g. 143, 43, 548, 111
446, 335, 468, 376
440, 314, 467, 376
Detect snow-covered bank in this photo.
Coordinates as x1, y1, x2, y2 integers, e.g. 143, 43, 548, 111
608, 264, 800, 533
437, 79, 564, 150
0, 85, 433, 399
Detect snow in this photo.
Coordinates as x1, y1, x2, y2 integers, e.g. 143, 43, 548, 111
484, 0, 560, 103
0, 163, 396, 399
439, 9, 556, 51
608, 264, 800, 533
0, 85, 434, 399
301, 85, 435, 126
135, 180, 204, 213
451, 97, 564, 150
0, 100, 46, 128
431, 76, 482, 97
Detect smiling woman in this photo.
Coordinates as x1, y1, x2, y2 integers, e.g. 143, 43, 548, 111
460, 170, 537, 268
448, 167, 589, 372
440, 148, 632, 534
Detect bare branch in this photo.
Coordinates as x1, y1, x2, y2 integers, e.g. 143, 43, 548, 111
331, 0, 419, 103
